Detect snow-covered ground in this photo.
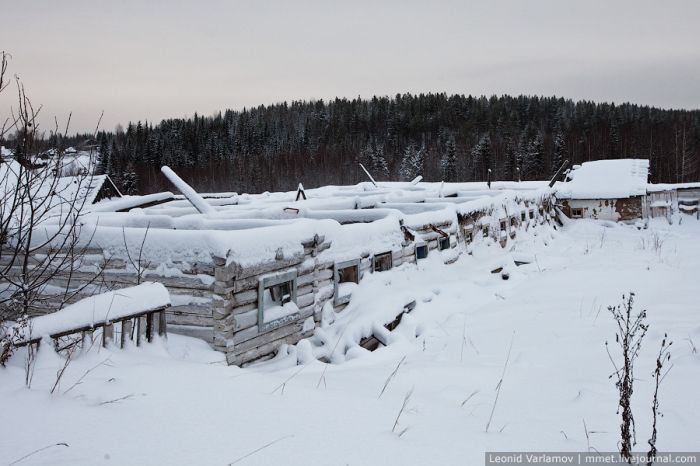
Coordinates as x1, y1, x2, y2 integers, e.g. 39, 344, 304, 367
1, 218, 699, 465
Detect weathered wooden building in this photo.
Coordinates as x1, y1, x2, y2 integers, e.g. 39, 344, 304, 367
13, 173, 556, 366
556, 159, 650, 222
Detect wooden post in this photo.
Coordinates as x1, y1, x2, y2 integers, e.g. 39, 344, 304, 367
121, 319, 133, 348
103, 323, 114, 348
136, 315, 147, 346
146, 313, 154, 342
158, 310, 167, 337
82, 330, 94, 354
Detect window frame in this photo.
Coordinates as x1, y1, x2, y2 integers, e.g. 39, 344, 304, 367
258, 269, 298, 332
373, 251, 393, 272
438, 235, 450, 251
333, 259, 360, 306
415, 241, 429, 260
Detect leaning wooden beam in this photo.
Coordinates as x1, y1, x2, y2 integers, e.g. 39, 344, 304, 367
548, 159, 570, 188
161, 165, 215, 215
359, 163, 378, 187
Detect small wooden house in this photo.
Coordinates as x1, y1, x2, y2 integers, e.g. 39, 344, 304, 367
557, 159, 650, 222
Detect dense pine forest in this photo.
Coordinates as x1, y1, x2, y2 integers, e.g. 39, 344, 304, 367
19, 94, 700, 194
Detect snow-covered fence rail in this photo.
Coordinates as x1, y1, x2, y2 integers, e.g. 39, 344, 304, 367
11, 282, 170, 350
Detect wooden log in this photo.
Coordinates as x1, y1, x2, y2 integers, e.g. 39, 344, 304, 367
168, 304, 213, 317
234, 309, 258, 332
315, 284, 333, 301
232, 302, 257, 315
231, 328, 316, 366
297, 272, 315, 288
228, 254, 305, 280
102, 273, 215, 291
231, 288, 258, 307
297, 284, 314, 297
315, 268, 333, 281
165, 312, 213, 327
314, 258, 334, 271
168, 324, 212, 343
296, 292, 315, 309
233, 320, 305, 355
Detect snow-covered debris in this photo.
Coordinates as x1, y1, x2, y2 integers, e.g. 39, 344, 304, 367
556, 158, 649, 199
14, 282, 170, 342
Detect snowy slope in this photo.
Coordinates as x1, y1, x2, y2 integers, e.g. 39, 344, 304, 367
1, 218, 699, 465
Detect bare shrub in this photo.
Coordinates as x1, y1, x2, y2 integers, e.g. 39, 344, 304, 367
605, 293, 674, 464
0, 50, 105, 364
647, 335, 672, 464
605, 293, 648, 462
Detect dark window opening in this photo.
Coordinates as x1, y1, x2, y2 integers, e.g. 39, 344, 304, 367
483, 225, 490, 238
438, 236, 450, 250
373, 252, 393, 272
465, 231, 473, 243
338, 264, 359, 284
263, 281, 293, 308
415, 243, 428, 259
521, 212, 526, 221
500, 220, 507, 231
571, 208, 583, 218
529, 210, 534, 219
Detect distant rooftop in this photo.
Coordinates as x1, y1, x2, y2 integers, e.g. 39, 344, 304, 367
556, 158, 650, 199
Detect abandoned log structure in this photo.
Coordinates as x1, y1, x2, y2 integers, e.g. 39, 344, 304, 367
7, 178, 555, 365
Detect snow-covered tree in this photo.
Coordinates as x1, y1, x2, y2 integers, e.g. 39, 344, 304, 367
370, 144, 389, 179
399, 142, 424, 181
440, 136, 457, 181
121, 163, 138, 195
523, 132, 545, 180
471, 134, 491, 181
552, 128, 567, 176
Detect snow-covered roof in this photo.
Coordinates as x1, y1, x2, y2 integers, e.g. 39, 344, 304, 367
556, 159, 649, 199
15, 282, 170, 342
647, 182, 700, 193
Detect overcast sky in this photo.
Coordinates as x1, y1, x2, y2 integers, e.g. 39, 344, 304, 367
2, 0, 700, 133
